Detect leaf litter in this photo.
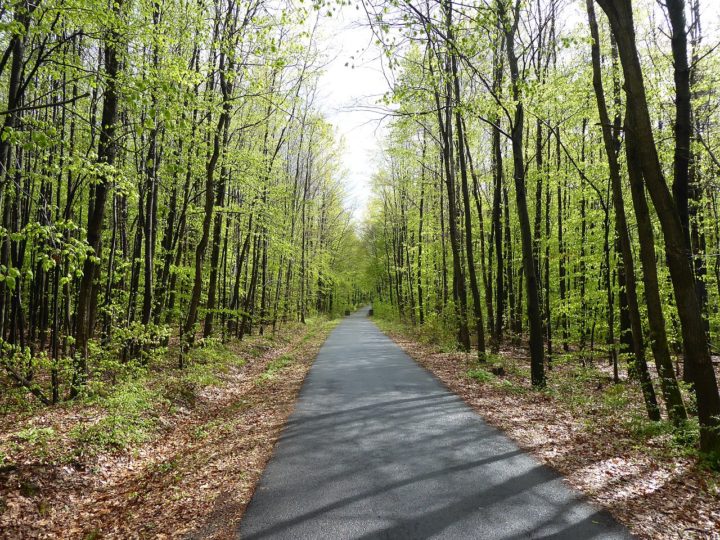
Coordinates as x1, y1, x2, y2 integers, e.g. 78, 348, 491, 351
381, 326, 720, 540
0, 320, 337, 539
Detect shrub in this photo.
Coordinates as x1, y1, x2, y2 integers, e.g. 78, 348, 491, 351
70, 381, 163, 455
466, 367, 495, 383
14, 426, 56, 458
257, 354, 293, 382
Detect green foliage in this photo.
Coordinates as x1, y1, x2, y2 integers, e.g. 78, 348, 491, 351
161, 373, 203, 409
14, 427, 56, 458
601, 383, 630, 410
15, 426, 56, 445
466, 368, 494, 383
495, 379, 528, 396
0, 0, 370, 416
257, 354, 293, 382
417, 313, 460, 352
362, 0, 720, 458
622, 414, 701, 460
373, 302, 458, 351
70, 382, 164, 456
163, 339, 247, 406
188, 338, 241, 368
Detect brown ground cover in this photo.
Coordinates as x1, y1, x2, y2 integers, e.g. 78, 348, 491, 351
0, 318, 337, 539
377, 320, 720, 540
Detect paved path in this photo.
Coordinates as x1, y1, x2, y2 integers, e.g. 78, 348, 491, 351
239, 308, 631, 539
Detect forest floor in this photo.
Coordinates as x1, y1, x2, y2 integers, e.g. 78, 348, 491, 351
0, 317, 338, 539
376, 319, 720, 540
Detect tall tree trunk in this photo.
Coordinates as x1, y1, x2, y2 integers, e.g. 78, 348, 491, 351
597, 0, 719, 451
183, 51, 231, 349
466, 126, 493, 342
491, 37, 505, 351
686, 0, 709, 355
203, 109, 231, 337
141, 5, 161, 327
586, 0, 664, 420
500, 0, 545, 386
417, 132, 426, 325
73, 0, 124, 390
625, 107, 685, 422
666, 0, 692, 249
429, 9, 470, 349
453, 53, 486, 358
491, 121, 504, 351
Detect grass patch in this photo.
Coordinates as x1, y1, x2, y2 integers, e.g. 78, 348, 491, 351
495, 378, 527, 395
621, 414, 701, 458
257, 354, 293, 383
15, 426, 56, 446
466, 367, 495, 383
188, 338, 243, 368
164, 339, 246, 406
0, 316, 338, 467
374, 315, 458, 352
601, 383, 630, 410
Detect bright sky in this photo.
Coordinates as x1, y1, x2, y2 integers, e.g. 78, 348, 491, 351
313, 5, 390, 222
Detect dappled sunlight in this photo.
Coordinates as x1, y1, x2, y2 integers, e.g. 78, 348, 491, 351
383, 322, 720, 539
1, 0, 720, 535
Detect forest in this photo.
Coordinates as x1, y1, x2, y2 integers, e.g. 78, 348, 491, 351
1, 0, 720, 537
0, 0, 366, 404
364, 0, 720, 453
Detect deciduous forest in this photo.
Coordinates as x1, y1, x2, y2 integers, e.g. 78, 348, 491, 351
1, 0, 720, 537
0, 0, 366, 401
365, 0, 720, 449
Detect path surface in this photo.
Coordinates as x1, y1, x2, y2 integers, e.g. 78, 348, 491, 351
239, 308, 631, 539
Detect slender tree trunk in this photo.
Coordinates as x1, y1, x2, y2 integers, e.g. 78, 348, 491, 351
454, 59, 486, 358
73, 0, 124, 391
466, 127, 493, 342
203, 109, 231, 337
417, 132, 426, 325
491, 38, 505, 351
625, 107, 685, 422
666, 0, 692, 249
491, 122, 504, 351
183, 51, 231, 349
586, 0, 664, 420
500, 0, 545, 386
687, 0, 709, 354
597, 0, 720, 451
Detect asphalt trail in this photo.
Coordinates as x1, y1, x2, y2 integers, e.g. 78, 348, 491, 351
238, 308, 631, 539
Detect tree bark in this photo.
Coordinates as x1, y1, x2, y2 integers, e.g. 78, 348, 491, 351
183, 50, 231, 348
596, 0, 719, 451
73, 0, 124, 390
500, 0, 545, 386
586, 0, 665, 419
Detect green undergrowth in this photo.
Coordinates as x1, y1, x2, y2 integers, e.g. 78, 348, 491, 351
378, 315, 712, 466
257, 354, 294, 382
463, 349, 706, 460
256, 317, 339, 383
466, 367, 495, 383
70, 381, 163, 457
506, 355, 703, 460
1, 317, 337, 465
372, 303, 460, 352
